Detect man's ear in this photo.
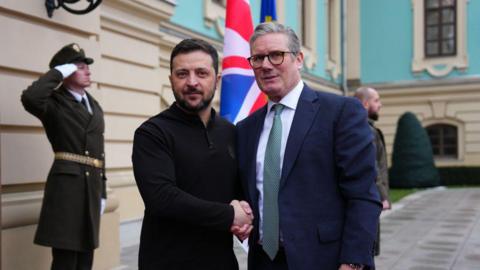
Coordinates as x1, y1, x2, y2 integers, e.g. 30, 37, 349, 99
296, 51, 304, 69
362, 100, 369, 110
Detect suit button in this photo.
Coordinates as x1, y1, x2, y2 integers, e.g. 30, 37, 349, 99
85, 150, 89, 156
101, 153, 105, 157
85, 171, 90, 176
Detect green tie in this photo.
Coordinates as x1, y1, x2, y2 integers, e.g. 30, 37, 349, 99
263, 104, 284, 260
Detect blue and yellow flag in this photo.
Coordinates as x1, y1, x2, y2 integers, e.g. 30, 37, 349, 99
260, 0, 277, 22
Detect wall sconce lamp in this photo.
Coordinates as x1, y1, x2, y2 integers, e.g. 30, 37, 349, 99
45, 0, 102, 18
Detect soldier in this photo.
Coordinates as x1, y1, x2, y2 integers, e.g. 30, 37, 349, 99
355, 86, 391, 256
21, 43, 106, 270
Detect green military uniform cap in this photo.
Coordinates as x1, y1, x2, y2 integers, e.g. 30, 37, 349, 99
49, 43, 94, 69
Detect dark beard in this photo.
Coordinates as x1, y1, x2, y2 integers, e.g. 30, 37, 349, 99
369, 112, 379, 121
173, 87, 215, 113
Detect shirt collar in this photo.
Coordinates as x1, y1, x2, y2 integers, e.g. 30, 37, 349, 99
67, 89, 87, 102
267, 80, 304, 113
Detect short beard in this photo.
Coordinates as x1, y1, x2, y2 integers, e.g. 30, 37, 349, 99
369, 112, 379, 121
173, 87, 215, 113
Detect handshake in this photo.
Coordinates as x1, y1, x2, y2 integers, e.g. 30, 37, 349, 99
230, 200, 254, 241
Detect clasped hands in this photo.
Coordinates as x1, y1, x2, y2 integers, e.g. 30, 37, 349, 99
230, 200, 254, 241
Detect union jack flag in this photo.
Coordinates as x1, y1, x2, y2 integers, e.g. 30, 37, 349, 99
220, 0, 267, 124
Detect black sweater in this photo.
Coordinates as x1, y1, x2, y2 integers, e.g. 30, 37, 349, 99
132, 103, 240, 269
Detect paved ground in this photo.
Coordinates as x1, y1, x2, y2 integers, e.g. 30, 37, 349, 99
114, 187, 480, 270
376, 187, 480, 269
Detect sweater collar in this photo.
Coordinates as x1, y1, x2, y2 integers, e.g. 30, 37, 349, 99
170, 102, 216, 128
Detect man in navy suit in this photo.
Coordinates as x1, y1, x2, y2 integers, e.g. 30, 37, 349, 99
236, 22, 382, 270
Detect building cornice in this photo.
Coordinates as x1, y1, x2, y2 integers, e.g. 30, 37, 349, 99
103, 0, 175, 22
366, 76, 480, 92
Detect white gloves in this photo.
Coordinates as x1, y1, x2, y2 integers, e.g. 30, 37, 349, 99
54, 63, 77, 78
101, 198, 106, 215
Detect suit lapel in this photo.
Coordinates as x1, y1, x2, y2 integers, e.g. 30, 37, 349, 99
61, 88, 92, 123
86, 93, 103, 132
246, 106, 267, 207
280, 86, 320, 187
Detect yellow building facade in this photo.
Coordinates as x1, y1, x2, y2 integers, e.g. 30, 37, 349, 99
1, 1, 479, 269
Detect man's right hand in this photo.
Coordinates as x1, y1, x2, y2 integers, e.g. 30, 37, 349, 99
54, 63, 77, 78
231, 200, 253, 226
230, 200, 254, 240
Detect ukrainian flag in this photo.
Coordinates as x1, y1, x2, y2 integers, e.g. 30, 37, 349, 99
260, 0, 277, 22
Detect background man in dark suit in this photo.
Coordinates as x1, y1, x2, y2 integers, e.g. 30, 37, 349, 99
354, 86, 391, 256
236, 22, 382, 270
132, 39, 252, 270
21, 43, 107, 270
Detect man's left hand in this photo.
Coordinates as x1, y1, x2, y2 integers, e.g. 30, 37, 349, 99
382, 200, 391, 210
339, 264, 364, 270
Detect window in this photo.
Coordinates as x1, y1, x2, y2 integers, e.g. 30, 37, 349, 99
411, 0, 467, 77
427, 124, 458, 158
424, 0, 456, 57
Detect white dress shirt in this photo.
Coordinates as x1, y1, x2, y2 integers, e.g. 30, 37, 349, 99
256, 80, 304, 240
68, 90, 92, 114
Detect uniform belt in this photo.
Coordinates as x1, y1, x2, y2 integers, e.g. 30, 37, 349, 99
54, 152, 103, 168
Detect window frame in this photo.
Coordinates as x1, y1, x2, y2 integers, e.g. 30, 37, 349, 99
412, 0, 468, 77
427, 123, 458, 158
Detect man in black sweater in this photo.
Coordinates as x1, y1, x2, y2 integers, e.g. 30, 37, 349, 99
132, 39, 252, 270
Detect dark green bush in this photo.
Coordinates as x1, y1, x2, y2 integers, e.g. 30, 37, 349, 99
389, 112, 440, 188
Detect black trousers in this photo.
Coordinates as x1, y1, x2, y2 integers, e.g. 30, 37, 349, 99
51, 248, 94, 270
249, 244, 289, 270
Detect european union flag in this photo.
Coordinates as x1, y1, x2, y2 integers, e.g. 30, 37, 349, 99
260, 0, 277, 22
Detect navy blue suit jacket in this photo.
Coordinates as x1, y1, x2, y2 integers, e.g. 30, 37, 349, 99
236, 85, 382, 269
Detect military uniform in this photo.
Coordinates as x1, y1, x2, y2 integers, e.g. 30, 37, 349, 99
369, 119, 389, 256
369, 119, 389, 204
21, 44, 106, 269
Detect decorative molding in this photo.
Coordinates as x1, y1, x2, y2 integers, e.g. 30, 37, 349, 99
345, 0, 360, 82
411, 0, 469, 77
366, 75, 480, 90
107, 170, 136, 188
204, 0, 225, 37
2, 190, 119, 229
430, 100, 447, 118
101, 13, 166, 45
301, 71, 341, 93
277, 0, 285, 23
160, 21, 224, 49
325, 0, 340, 79
105, 0, 175, 22
300, 0, 317, 71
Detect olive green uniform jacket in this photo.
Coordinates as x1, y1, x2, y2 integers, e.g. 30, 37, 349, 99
21, 69, 106, 252
369, 119, 389, 203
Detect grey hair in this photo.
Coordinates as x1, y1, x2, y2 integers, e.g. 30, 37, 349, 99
249, 22, 301, 54
354, 87, 375, 101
